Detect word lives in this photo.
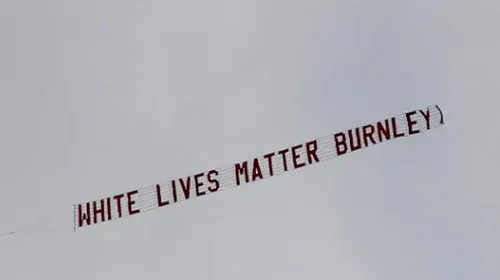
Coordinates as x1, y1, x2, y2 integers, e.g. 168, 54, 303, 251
155, 170, 220, 206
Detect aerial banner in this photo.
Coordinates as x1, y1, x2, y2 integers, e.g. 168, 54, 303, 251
74, 104, 444, 231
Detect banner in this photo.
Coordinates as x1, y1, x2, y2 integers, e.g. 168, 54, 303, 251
74, 104, 444, 230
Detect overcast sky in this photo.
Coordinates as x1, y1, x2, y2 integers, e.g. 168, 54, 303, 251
0, 1, 498, 279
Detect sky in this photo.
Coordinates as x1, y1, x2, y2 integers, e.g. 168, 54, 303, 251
0, 0, 498, 279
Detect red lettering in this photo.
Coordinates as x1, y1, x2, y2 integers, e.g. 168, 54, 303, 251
113, 193, 124, 218
207, 169, 220, 192
362, 124, 376, 147
305, 140, 319, 164
179, 177, 191, 199
171, 180, 178, 203
291, 144, 305, 169
391, 117, 404, 138
334, 132, 347, 155
348, 128, 362, 151
93, 199, 106, 224
251, 158, 263, 181
78, 203, 91, 227
106, 197, 112, 221
406, 111, 419, 135
436, 105, 444, 124
263, 152, 275, 176
235, 161, 249, 186
156, 184, 169, 207
194, 173, 206, 197
419, 109, 430, 129
278, 148, 290, 171
376, 119, 391, 142
127, 190, 140, 215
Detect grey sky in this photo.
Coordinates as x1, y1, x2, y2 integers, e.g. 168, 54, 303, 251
0, 1, 498, 279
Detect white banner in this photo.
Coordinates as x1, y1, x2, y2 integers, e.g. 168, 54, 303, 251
74, 105, 444, 230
